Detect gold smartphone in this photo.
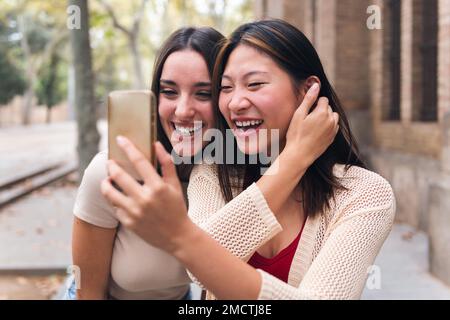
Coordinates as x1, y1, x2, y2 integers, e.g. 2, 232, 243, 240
108, 90, 157, 182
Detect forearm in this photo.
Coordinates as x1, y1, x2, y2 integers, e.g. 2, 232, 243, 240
173, 221, 262, 300
256, 148, 308, 214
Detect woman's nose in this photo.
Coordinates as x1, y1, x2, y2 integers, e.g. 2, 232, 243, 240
174, 97, 195, 119
228, 91, 251, 113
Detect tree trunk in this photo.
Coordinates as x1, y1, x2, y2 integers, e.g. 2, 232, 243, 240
129, 36, 145, 89
68, 0, 100, 179
22, 87, 33, 125
100, 0, 147, 89
18, 15, 34, 126
46, 107, 51, 124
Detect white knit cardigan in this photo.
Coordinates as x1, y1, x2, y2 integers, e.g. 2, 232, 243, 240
186, 163, 396, 300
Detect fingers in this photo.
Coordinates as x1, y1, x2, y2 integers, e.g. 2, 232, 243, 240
116, 136, 161, 185
101, 177, 136, 212
298, 83, 320, 118
312, 97, 339, 138
115, 208, 135, 229
155, 142, 181, 188
333, 113, 340, 135
107, 160, 144, 200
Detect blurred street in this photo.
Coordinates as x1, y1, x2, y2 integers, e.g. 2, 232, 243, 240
0, 121, 106, 299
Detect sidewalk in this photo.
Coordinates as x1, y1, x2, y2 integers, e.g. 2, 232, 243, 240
362, 224, 450, 300
0, 120, 107, 185
0, 121, 106, 299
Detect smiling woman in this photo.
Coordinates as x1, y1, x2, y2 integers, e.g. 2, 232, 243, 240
100, 19, 395, 300
158, 50, 215, 157
67, 26, 225, 300
219, 45, 304, 155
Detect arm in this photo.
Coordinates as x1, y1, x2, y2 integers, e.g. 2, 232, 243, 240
101, 139, 395, 300
186, 84, 338, 259
71, 151, 120, 299
72, 217, 116, 300
182, 152, 311, 290
172, 197, 395, 300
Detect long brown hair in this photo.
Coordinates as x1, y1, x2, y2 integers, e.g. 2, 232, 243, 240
151, 27, 225, 181
212, 19, 366, 217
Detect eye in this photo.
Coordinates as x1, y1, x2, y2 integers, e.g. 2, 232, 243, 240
248, 82, 265, 89
196, 91, 212, 100
160, 88, 177, 98
220, 85, 233, 93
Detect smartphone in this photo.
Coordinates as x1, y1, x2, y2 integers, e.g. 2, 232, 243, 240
108, 90, 157, 183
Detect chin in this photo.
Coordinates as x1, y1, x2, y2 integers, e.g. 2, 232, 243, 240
174, 142, 205, 159
236, 142, 261, 156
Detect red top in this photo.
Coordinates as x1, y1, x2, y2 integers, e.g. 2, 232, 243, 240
248, 220, 306, 283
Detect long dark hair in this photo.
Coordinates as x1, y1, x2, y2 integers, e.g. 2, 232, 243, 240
151, 27, 225, 181
212, 19, 366, 217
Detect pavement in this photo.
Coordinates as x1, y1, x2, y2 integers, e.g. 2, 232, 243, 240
1, 121, 449, 300
361, 224, 450, 300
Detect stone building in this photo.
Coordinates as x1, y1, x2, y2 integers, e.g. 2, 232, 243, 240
255, 0, 450, 286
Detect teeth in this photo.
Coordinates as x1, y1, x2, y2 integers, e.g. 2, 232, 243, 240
235, 120, 263, 128
174, 123, 203, 136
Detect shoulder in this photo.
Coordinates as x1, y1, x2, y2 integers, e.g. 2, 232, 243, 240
332, 164, 396, 218
74, 150, 118, 228
81, 150, 109, 185
188, 163, 243, 200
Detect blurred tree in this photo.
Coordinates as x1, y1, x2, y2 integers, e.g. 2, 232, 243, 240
97, 0, 148, 89
1, 0, 69, 125
0, 49, 26, 106
68, 0, 100, 177
36, 51, 66, 123
18, 14, 41, 125
0, 46, 27, 126
0, 21, 27, 109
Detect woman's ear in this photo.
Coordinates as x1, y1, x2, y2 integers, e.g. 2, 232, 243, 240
302, 76, 321, 96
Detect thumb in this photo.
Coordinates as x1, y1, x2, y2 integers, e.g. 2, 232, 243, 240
155, 141, 181, 188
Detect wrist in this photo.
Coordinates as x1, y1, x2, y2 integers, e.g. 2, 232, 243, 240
170, 219, 203, 262
278, 146, 310, 177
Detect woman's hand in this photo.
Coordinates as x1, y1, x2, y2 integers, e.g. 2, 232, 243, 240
284, 83, 339, 167
100, 137, 193, 254
256, 83, 339, 215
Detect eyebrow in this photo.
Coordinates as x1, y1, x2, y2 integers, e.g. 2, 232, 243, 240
222, 71, 270, 80
160, 79, 211, 87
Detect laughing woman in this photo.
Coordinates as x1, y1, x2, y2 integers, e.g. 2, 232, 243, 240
102, 19, 396, 300
66, 27, 224, 300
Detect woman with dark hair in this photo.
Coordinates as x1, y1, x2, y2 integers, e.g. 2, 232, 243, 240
66, 27, 225, 300
102, 19, 395, 300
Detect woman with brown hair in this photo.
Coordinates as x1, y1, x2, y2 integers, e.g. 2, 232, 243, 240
102, 19, 395, 300
66, 27, 224, 300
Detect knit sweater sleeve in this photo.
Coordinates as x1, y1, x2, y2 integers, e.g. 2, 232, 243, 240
257, 169, 396, 300
186, 164, 282, 286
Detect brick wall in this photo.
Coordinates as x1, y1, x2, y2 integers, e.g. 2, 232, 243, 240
315, 0, 337, 84
260, 0, 450, 285
439, 0, 450, 121
335, 0, 371, 110
283, 0, 314, 41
